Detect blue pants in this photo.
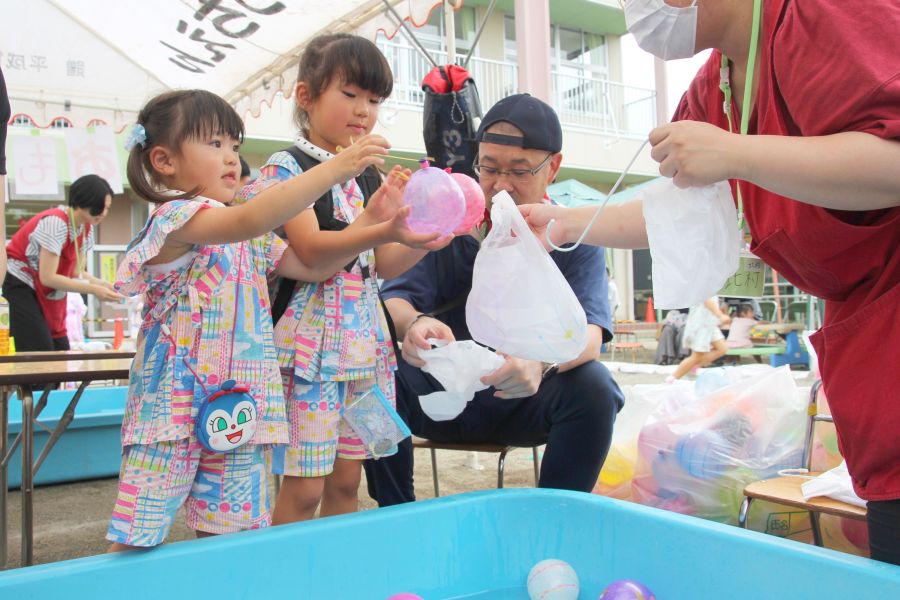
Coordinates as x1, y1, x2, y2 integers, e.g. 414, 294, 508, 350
364, 357, 623, 506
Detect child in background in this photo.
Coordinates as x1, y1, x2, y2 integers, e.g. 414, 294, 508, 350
106, 89, 388, 551
725, 303, 757, 349
665, 296, 731, 383
241, 33, 449, 525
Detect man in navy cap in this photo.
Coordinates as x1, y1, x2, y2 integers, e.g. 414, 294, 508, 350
364, 94, 623, 504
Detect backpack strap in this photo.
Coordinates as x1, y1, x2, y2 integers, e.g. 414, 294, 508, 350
270, 145, 382, 324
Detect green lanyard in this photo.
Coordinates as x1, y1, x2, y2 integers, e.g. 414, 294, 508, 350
68, 208, 85, 276
718, 0, 762, 231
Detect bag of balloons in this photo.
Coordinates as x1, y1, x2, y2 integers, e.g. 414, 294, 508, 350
631, 366, 806, 525
593, 383, 685, 500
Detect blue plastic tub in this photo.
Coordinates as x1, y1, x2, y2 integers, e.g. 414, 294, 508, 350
0, 489, 897, 599
6, 386, 125, 489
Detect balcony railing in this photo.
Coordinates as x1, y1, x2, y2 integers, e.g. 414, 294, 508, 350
377, 41, 656, 138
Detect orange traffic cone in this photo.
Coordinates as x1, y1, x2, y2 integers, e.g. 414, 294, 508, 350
113, 318, 124, 350
645, 296, 656, 323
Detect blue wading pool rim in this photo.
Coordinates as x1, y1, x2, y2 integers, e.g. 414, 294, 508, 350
0, 488, 897, 599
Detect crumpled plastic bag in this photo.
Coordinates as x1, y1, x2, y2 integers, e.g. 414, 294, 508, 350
466, 191, 588, 363
801, 461, 866, 508
642, 179, 740, 309
418, 339, 505, 421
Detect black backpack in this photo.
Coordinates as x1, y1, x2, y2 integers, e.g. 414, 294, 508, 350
269, 146, 382, 324
422, 65, 482, 178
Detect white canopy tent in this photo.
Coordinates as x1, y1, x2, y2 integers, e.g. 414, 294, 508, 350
1, 0, 455, 129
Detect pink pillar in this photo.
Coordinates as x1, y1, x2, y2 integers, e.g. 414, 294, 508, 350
654, 57, 669, 126
514, 0, 552, 103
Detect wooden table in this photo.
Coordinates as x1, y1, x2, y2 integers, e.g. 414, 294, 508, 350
751, 322, 806, 334
0, 350, 134, 364
0, 357, 133, 568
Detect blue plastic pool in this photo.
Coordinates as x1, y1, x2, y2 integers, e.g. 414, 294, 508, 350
6, 386, 125, 489
0, 489, 897, 599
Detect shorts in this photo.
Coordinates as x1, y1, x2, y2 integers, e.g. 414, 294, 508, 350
269, 371, 396, 478
106, 439, 271, 547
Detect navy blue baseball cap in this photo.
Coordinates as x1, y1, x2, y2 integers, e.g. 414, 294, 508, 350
476, 93, 562, 153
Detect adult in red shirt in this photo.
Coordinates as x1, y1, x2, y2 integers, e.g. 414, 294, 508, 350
524, 0, 900, 564
4, 174, 123, 351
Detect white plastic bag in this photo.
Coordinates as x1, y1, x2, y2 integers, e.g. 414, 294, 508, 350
801, 461, 866, 508
642, 179, 740, 309
418, 339, 505, 421
466, 192, 588, 363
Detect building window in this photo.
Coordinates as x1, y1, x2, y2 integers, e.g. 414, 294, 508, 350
11, 113, 33, 127
50, 117, 73, 129
504, 15, 517, 63
87, 119, 108, 127
503, 19, 608, 78
415, 5, 477, 56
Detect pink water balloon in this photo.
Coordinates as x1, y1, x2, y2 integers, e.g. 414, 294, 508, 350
449, 172, 485, 235
402, 163, 465, 236
386, 594, 424, 600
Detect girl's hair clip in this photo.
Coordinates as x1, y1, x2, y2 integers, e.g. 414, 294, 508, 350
124, 123, 148, 152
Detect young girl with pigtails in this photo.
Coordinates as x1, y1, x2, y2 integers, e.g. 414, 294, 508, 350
106, 88, 389, 550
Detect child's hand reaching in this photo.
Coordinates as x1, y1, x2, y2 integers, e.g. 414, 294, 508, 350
364, 165, 410, 223
384, 206, 454, 250
328, 134, 390, 181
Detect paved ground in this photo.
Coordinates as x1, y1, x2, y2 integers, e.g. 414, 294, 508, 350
2, 361, 813, 570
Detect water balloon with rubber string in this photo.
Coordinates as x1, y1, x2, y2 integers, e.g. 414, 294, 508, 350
401, 159, 465, 236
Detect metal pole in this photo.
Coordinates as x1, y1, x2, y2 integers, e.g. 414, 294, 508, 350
381, 0, 439, 68
444, 0, 456, 65
20, 385, 36, 566
0, 387, 8, 568
33, 381, 88, 474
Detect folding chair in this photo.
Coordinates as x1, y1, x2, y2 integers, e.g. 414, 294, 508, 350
610, 330, 643, 362
412, 437, 541, 497
737, 380, 867, 545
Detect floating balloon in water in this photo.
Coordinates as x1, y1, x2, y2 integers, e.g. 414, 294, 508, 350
599, 579, 656, 599
448, 171, 485, 234
527, 559, 579, 600
402, 162, 465, 236
386, 594, 424, 600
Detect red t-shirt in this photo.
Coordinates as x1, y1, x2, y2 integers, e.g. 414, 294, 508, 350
672, 0, 900, 501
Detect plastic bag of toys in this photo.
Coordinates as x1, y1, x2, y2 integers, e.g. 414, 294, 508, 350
631, 366, 806, 525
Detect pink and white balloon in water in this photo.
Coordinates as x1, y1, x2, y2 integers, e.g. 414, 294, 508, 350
401, 162, 485, 236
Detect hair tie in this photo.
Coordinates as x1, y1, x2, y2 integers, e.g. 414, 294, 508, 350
124, 123, 147, 151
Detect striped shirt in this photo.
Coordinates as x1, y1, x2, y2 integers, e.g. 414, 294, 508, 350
7, 206, 95, 289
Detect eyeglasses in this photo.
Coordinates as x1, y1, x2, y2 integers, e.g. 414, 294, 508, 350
473, 153, 554, 182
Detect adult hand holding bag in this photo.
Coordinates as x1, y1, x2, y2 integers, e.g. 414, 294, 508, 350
466, 192, 588, 363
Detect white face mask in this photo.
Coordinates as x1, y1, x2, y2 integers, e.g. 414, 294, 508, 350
624, 0, 699, 61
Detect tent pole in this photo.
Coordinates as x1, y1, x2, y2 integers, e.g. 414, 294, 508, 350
381, 0, 439, 68
445, 1, 456, 65
462, 0, 497, 69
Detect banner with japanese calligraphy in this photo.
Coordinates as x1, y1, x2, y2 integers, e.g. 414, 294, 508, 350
64, 126, 125, 194
1, 0, 451, 124
12, 135, 59, 196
